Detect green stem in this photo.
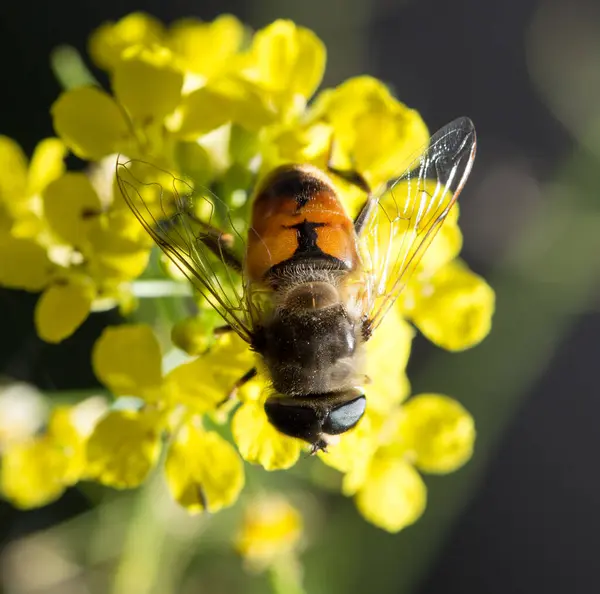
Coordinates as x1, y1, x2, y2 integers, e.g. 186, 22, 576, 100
44, 388, 110, 404
110, 472, 208, 594
269, 556, 306, 594
131, 280, 193, 298
50, 45, 98, 90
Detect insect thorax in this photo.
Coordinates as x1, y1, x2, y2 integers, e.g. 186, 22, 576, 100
255, 280, 364, 397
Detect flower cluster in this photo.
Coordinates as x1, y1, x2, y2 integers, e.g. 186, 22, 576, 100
0, 13, 494, 532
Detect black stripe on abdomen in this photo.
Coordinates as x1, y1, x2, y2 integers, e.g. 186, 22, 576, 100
289, 219, 326, 257
264, 219, 348, 284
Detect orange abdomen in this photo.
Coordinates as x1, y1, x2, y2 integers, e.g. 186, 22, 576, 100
245, 165, 360, 282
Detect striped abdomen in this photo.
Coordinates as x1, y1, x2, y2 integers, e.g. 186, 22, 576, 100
246, 164, 359, 283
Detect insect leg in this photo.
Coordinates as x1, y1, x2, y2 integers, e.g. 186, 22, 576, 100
327, 167, 377, 234
325, 140, 375, 234
327, 165, 371, 195
221, 367, 258, 405
188, 214, 244, 274
325, 136, 371, 193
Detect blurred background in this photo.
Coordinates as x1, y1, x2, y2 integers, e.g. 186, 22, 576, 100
1, 0, 600, 592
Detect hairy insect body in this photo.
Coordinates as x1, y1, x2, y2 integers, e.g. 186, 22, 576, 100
249, 165, 368, 449
118, 117, 477, 451
260, 283, 364, 397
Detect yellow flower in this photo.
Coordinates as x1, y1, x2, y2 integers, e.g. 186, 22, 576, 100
87, 324, 248, 512
85, 408, 164, 488
52, 49, 183, 160
167, 15, 245, 83
0, 135, 66, 239
171, 19, 328, 139
399, 394, 476, 474
0, 164, 152, 343
1, 437, 74, 509
241, 20, 326, 118
164, 332, 255, 413
308, 76, 429, 187
355, 454, 427, 532
235, 495, 303, 571
322, 391, 475, 532
258, 119, 333, 174
88, 12, 166, 71
362, 307, 414, 412
232, 401, 303, 471
0, 12, 493, 533
0, 397, 106, 509
89, 12, 244, 85
34, 277, 96, 343
165, 421, 244, 513
0, 236, 55, 291
404, 260, 496, 352
92, 324, 164, 401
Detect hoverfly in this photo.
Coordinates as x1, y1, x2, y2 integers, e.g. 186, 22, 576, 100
116, 117, 476, 452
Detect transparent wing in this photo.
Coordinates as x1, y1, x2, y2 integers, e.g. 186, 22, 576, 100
115, 157, 258, 342
358, 117, 477, 334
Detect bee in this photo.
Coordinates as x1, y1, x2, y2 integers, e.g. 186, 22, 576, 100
116, 117, 476, 452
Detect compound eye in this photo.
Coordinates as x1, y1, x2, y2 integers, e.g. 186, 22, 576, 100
264, 396, 323, 442
322, 392, 366, 435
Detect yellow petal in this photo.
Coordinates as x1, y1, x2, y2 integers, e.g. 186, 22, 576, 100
249, 20, 325, 99
170, 315, 215, 356
364, 307, 414, 411
400, 393, 476, 474
232, 402, 302, 470
42, 173, 102, 246
35, 279, 94, 343
0, 237, 54, 291
0, 437, 70, 509
292, 27, 327, 99
235, 495, 303, 569
50, 396, 108, 441
214, 77, 278, 131
165, 423, 244, 513
408, 260, 495, 351
92, 324, 163, 401
0, 204, 11, 234
355, 455, 426, 532
170, 86, 235, 140
27, 138, 67, 196
89, 12, 166, 71
51, 86, 131, 160
45, 406, 89, 482
112, 48, 183, 123
0, 136, 28, 203
86, 228, 151, 280
262, 121, 332, 172
415, 204, 462, 275
353, 107, 428, 185
310, 76, 428, 185
319, 411, 379, 495
86, 408, 163, 488
165, 331, 255, 413
168, 15, 245, 77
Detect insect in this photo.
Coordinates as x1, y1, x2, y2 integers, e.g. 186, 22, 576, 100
116, 117, 477, 452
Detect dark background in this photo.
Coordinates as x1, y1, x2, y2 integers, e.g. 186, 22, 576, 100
1, 0, 599, 593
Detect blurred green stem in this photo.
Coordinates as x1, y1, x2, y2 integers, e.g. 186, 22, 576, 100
131, 280, 193, 298
111, 472, 207, 594
269, 556, 307, 594
50, 45, 98, 90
